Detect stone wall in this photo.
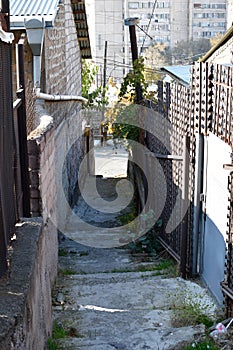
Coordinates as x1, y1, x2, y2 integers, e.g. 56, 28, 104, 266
0, 218, 57, 350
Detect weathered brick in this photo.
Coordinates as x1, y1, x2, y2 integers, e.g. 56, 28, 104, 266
30, 198, 40, 213
28, 155, 39, 170
27, 139, 39, 155
29, 170, 39, 186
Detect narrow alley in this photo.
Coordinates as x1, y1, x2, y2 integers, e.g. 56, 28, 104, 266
51, 141, 220, 350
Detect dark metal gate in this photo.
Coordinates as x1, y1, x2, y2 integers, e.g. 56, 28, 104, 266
0, 0, 17, 276
0, 1, 30, 276
146, 81, 195, 278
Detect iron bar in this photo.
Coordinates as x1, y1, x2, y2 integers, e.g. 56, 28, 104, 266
16, 35, 30, 217
180, 135, 190, 279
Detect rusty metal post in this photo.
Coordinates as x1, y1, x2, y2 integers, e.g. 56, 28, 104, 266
0, 204, 7, 276
180, 135, 190, 278
125, 17, 143, 104
16, 35, 31, 217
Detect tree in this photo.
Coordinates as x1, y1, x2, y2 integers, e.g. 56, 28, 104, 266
210, 33, 224, 48
82, 60, 108, 109
144, 39, 212, 66
118, 57, 148, 103
144, 43, 172, 67
170, 39, 211, 64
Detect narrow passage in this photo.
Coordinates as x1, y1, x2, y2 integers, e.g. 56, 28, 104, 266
51, 141, 218, 350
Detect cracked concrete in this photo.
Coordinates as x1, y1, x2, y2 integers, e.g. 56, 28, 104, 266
51, 143, 219, 349
52, 234, 218, 349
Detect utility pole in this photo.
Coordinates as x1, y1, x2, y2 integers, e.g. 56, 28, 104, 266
103, 40, 107, 90
124, 17, 143, 104
101, 41, 108, 145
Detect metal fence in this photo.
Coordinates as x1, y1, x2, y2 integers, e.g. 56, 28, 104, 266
0, 27, 30, 276
146, 81, 195, 277
150, 62, 233, 314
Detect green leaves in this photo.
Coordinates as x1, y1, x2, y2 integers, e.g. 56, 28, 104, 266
81, 60, 108, 110
118, 57, 148, 102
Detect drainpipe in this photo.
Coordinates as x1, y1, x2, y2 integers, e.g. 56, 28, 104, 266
192, 133, 204, 275
24, 19, 88, 105
36, 89, 88, 104
25, 18, 45, 87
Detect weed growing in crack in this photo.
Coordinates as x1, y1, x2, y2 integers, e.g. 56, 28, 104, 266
59, 268, 77, 275
47, 320, 84, 349
168, 286, 216, 328
47, 337, 59, 350
79, 251, 89, 256
183, 338, 220, 349
119, 210, 164, 256
58, 249, 68, 257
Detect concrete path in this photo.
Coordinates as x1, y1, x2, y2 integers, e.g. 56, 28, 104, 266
52, 169, 219, 349
94, 140, 128, 178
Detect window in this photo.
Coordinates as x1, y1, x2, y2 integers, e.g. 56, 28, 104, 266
157, 2, 169, 8
202, 31, 211, 37
159, 24, 169, 31
142, 2, 148, 8
155, 13, 170, 20
128, 2, 139, 9
213, 22, 226, 27
194, 3, 226, 9
193, 12, 225, 19
98, 34, 101, 50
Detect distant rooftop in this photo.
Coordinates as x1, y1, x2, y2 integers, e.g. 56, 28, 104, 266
161, 65, 191, 87
10, 0, 60, 28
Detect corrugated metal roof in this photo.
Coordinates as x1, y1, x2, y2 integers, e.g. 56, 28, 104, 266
71, 0, 91, 59
161, 65, 191, 87
10, 0, 60, 28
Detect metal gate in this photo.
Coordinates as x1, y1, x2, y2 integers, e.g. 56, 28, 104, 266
146, 81, 196, 277
0, 4, 17, 275
0, 1, 30, 276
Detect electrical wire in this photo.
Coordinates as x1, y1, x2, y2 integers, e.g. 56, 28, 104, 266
140, 0, 158, 54
136, 24, 153, 40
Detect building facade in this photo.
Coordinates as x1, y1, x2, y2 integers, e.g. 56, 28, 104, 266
88, 0, 230, 81
127, 0, 227, 49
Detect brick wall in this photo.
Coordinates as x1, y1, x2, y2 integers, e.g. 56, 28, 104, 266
27, 0, 87, 231
0, 219, 58, 350
0, 1, 89, 348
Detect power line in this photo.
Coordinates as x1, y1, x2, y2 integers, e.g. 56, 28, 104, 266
95, 58, 163, 73
140, 0, 158, 54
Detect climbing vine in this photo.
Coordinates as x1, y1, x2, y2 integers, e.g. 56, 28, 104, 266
118, 57, 148, 102
105, 57, 148, 144
82, 60, 108, 109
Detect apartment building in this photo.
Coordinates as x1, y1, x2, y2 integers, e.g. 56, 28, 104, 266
86, 0, 126, 82
127, 0, 227, 50
87, 0, 229, 81
190, 1, 227, 42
